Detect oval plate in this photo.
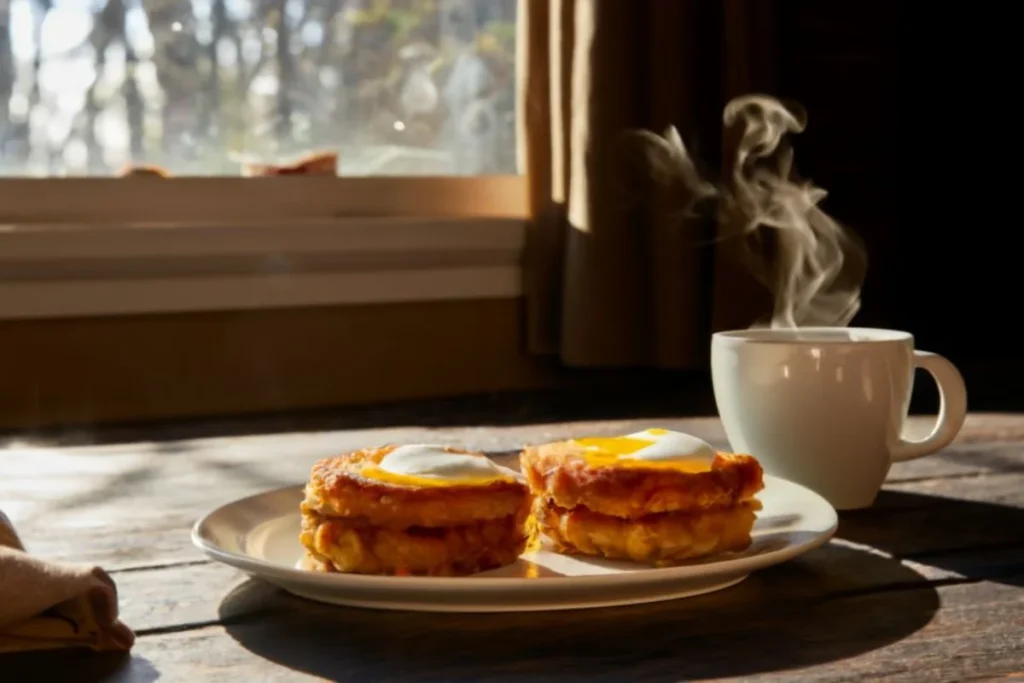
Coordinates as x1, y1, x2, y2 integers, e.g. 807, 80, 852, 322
192, 474, 836, 612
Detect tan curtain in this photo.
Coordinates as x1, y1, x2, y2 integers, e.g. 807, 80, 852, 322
517, 0, 777, 368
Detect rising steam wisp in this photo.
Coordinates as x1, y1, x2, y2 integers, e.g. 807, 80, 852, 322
639, 94, 867, 328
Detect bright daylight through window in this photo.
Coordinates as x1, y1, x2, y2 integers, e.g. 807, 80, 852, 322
0, 0, 518, 177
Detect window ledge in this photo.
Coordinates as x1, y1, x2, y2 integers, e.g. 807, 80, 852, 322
0, 217, 525, 320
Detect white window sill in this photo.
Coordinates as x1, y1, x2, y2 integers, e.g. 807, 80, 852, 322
0, 216, 525, 320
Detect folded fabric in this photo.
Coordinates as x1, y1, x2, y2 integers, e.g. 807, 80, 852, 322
0, 510, 134, 653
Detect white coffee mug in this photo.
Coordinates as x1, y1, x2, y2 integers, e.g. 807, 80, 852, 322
711, 327, 968, 510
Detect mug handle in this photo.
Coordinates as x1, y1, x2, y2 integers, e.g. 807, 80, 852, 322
891, 350, 968, 462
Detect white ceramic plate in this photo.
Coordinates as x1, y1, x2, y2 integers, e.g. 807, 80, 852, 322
192, 474, 836, 612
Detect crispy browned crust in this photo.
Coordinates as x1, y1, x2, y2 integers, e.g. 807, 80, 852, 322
534, 498, 759, 566
303, 446, 530, 529
520, 441, 763, 519
300, 506, 532, 576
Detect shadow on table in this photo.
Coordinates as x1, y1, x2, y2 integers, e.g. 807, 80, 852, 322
0, 651, 158, 683
837, 488, 1024, 588
217, 543, 938, 683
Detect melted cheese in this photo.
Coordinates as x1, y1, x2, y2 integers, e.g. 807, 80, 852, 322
361, 444, 519, 488
573, 428, 715, 472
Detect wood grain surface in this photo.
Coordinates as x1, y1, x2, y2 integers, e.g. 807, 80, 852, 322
2, 414, 1023, 682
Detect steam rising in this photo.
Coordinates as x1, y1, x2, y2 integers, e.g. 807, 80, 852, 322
640, 94, 866, 328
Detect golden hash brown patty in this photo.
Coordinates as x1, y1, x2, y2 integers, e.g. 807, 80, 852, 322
520, 441, 763, 520
300, 447, 534, 576
534, 497, 759, 565
300, 506, 532, 576
303, 446, 529, 529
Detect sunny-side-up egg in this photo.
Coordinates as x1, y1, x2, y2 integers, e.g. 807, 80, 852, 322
573, 428, 717, 472
362, 444, 521, 487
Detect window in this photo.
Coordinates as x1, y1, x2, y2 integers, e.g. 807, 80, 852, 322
0, 0, 519, 177
0, 1, 526, 319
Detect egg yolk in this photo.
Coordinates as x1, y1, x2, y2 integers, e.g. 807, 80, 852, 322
572, 434, 713, 473
359, 466, 515, 488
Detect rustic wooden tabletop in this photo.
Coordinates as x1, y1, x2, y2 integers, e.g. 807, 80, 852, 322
1, 414, 1023, 682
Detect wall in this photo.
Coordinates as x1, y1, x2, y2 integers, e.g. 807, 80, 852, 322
0, 299, 561, 430
774, 2, 1020, 410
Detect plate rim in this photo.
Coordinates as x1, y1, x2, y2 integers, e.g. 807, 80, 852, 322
275, 574, 751, 613
191, 474, 837, 590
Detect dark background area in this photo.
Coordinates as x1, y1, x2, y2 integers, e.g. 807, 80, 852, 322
773, 1, 1016, 413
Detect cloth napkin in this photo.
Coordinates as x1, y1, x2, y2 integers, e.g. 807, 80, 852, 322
0, 510, 134, 653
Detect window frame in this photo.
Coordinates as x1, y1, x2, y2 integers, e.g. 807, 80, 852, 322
0, 175, 526, 223
0, 175, 528, 320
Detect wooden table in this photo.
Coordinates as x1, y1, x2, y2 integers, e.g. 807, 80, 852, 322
2, 414, 1023, 682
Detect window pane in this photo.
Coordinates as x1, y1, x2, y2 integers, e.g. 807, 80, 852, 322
0, 0, 518, 177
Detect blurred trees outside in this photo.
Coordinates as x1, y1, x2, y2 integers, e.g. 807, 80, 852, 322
0, 0, 518, 176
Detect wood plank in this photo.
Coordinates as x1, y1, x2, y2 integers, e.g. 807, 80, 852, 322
5, 574, 1023, 682
3, 413, 1019, 476
107, 543, 1024, 635
0, 176, 528, 224
4, 414, 1018, 472
840, 473, 1024, 557
891, 441, 1024, 482
3, 419, 1023, 568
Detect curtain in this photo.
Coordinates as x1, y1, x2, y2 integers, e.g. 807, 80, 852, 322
516, 0, 778, 368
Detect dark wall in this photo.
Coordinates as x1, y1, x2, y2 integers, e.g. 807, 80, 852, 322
774, 1, 1020, 410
